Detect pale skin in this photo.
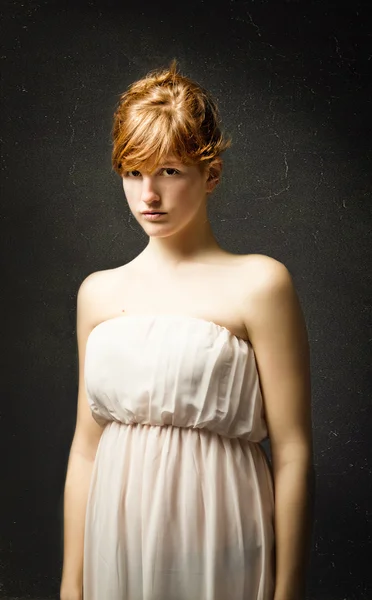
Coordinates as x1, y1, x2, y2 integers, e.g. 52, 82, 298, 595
60, 155, 314, 600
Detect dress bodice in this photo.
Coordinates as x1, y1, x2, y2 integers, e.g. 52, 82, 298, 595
84, 314, 268, 441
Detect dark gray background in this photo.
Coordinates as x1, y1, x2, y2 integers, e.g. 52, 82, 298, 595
1, 0, 371, 598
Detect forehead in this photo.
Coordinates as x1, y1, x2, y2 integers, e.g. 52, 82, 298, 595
157, 154, 184, 166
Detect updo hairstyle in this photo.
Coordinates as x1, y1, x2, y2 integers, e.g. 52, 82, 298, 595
112, 59, 231, 177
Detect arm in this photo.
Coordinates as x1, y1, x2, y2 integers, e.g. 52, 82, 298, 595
60, 273, 106, 599
246, 258, 315, 600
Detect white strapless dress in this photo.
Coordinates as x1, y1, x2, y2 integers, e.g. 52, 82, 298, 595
83, 314, 275, 599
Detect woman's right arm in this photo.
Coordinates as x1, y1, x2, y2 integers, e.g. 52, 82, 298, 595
60, 273, 106, 600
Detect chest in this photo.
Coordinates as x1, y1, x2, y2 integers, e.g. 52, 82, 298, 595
117, 262, 250, 339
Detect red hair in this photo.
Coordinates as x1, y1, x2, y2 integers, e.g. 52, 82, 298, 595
112, 59, 231, 175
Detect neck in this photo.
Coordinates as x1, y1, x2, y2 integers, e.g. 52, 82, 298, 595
142, 218, 223, 271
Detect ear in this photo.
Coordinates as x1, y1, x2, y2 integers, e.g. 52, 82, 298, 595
205, 157, 223, 194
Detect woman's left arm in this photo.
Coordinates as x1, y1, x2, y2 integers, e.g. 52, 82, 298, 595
245, 257, 315, 600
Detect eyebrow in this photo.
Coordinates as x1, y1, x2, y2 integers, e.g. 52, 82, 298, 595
130, 161, 183, 173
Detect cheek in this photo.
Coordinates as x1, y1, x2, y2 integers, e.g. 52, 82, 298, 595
122, 182, 135, 201
176, 178, 203, 201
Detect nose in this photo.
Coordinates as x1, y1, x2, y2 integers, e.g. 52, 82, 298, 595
141, 176, 160, 204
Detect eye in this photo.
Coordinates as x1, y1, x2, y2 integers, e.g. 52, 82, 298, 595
161, 168, 180, 176
125, 170, 142, 178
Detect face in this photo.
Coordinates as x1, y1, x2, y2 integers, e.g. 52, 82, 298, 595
121, 155, 220, 236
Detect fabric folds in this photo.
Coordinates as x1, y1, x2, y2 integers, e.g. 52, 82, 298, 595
83, 314, 275, 600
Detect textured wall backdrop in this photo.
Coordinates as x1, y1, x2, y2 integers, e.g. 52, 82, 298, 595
1, 0, 371, 598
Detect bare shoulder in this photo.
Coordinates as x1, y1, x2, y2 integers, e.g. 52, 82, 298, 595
239, 254, 299, 341
77, 267, 119, 330
240, 255, 307, 348
240, 253, 291, 288
77, 268, 113, 307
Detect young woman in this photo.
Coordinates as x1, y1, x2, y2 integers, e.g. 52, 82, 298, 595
60, 60, 314, 600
